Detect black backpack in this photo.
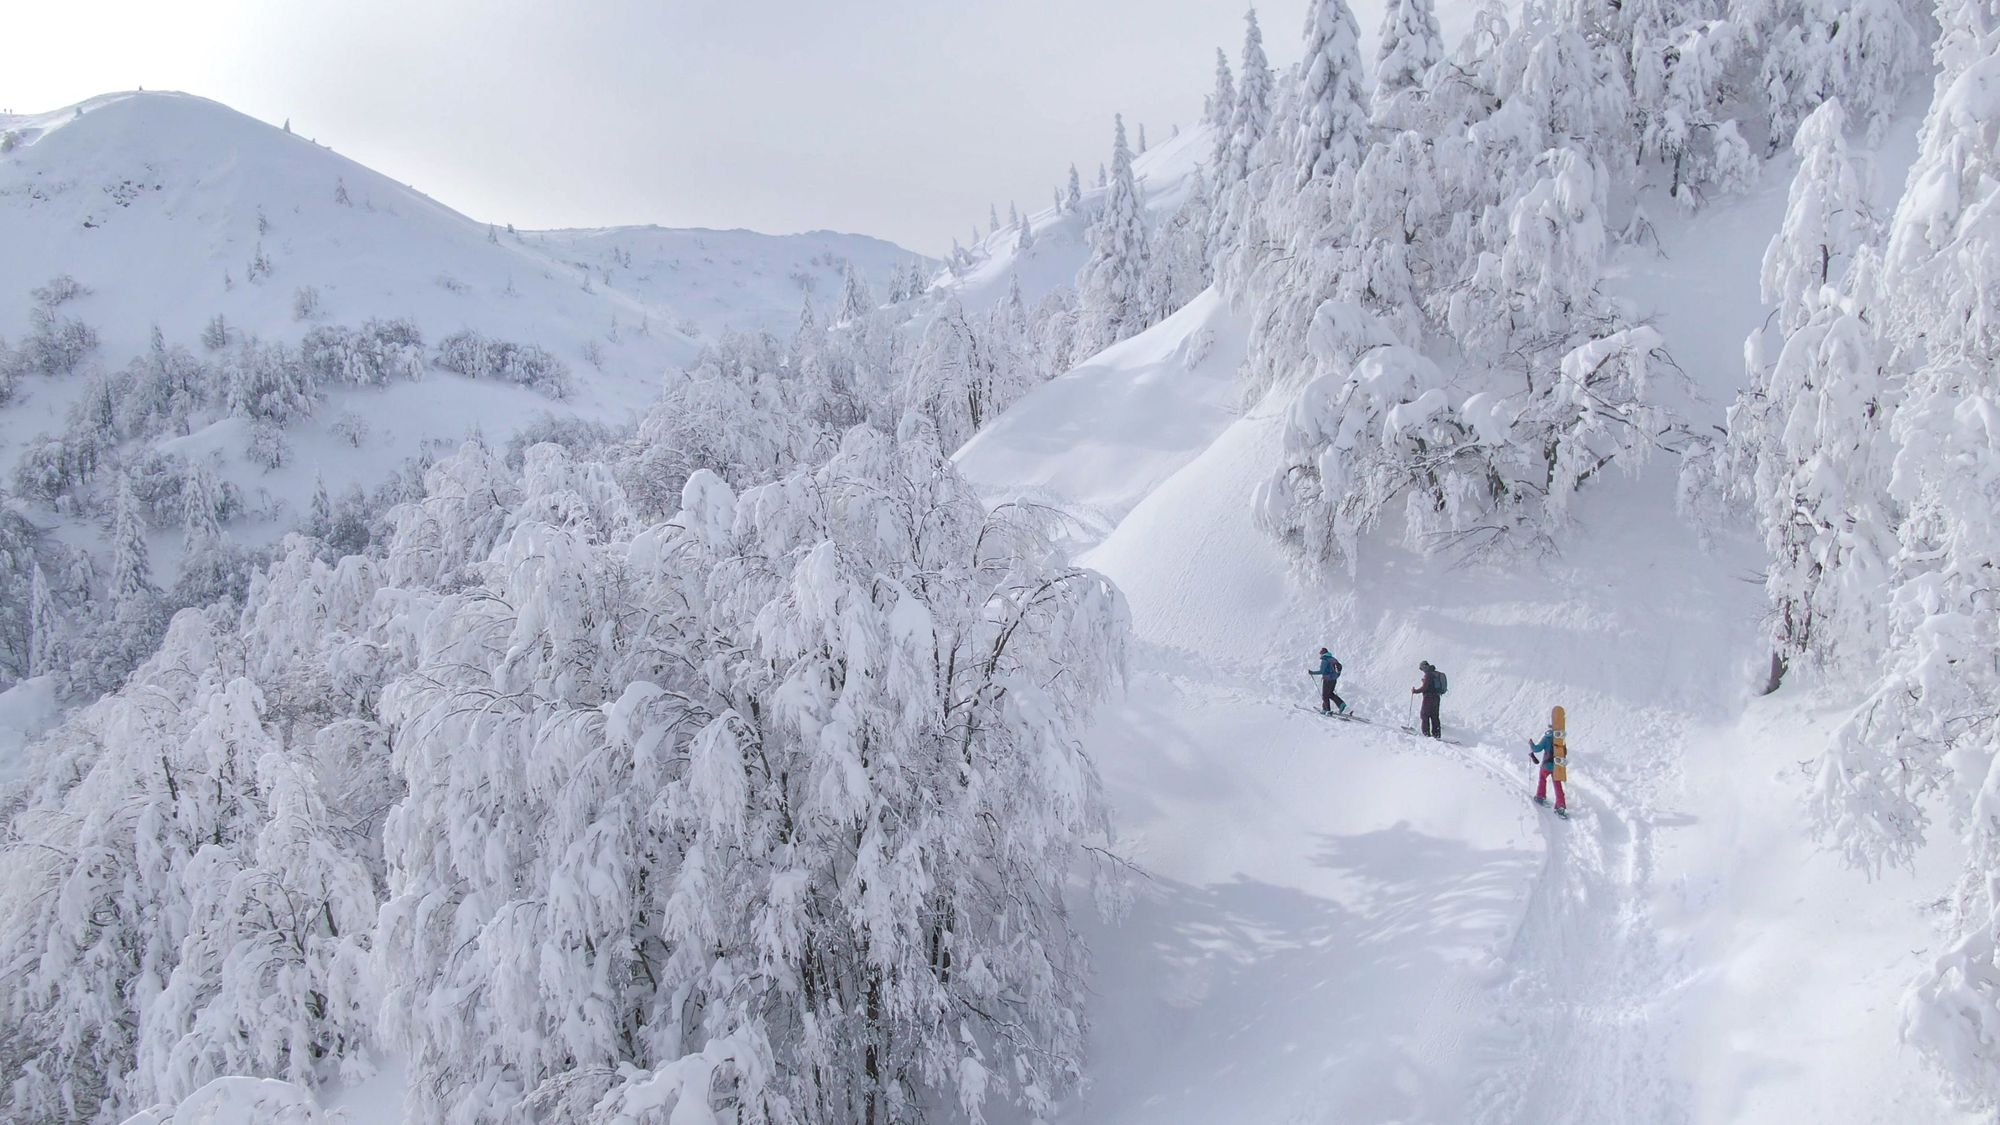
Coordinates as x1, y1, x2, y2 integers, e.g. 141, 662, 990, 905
1434, 668, 1448, 694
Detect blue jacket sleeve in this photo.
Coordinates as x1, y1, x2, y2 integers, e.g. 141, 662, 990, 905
1529, 732, 1554, 755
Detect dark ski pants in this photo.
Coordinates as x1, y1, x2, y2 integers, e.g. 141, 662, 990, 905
1419, 695, 1441, 738
1320, 679, 1345, 713
1537, 769, 1566, 810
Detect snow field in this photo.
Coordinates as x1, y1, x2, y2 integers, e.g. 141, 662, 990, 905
1061, 676, 1542, 1125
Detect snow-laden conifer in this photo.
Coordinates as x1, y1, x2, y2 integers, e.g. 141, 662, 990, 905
1076, 115, 1154, 354
1372, 0, 1443, 126
1209, 47, 1237, 130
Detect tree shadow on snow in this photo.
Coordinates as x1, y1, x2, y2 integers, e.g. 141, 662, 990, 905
1051, 823, 1537, 1125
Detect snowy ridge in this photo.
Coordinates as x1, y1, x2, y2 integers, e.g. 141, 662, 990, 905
0, 92, 696, 376
517, 224, 920, 342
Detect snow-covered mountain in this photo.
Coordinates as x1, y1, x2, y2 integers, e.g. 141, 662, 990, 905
0, 92, 696, 401
3, 0, 1995, 1122
0, 90, 925, 550
0, 90, 928, 695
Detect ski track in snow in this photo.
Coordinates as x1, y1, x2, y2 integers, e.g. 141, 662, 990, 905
1126, 641, 1697, 1125
1463, 710, 1690, 1125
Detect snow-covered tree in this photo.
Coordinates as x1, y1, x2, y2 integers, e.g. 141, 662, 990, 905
1733, 287, 1896, 684
1064, 162, 1083, 212
1031, 285, 1084, 379
1076, 115, 1154, 355
1446, 146, 1612, 360
0, 553, 387, 1122
375, 430, 1127, 1124
1721, 98, 1892, 687
1292, 0, 1369, 187
1755, 0, 1923, 149
174, 462, 236, 607
1763, 99, 1875, 333
1232, 0, 1371, 391
1148, 176, 1214, 318
124, 331, 211, 438
1638, 18, 1756, 208
307, 474, 333, 542
1372, 0, 1443, 126
1813, 34, 2000, 1102
1220, 7, 1275, 188
903, 298, 1035, 450
226, 338, 315, 425
27, 562, 58, 678
109, 475, 151, 607
1209, 47, 1237, 129
1336, 129, 1446, 340
1256, 293, 1676, 572
836, 263, 877, 326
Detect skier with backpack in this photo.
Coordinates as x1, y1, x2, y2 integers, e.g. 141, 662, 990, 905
1411, 661, 1445, 738
1307, 648, 1348, 715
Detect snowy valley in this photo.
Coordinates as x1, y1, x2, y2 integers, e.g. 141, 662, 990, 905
5, 0, 2000, 1123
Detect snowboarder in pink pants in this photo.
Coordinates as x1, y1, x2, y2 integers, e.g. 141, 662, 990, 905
1528, 706, 1568, 815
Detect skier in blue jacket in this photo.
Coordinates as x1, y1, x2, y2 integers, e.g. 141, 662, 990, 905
1308, 648, 1348, 714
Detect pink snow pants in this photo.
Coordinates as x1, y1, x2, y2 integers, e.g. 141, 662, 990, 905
1536, 770, 1566, 810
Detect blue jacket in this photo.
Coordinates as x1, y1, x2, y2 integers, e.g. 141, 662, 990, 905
1309, 652, 1341, 679
1529, 729, 1556, 772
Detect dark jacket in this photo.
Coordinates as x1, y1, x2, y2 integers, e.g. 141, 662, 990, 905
1413, 668, 1442, 698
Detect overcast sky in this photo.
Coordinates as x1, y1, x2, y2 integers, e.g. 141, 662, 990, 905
0, 1, 1451, 255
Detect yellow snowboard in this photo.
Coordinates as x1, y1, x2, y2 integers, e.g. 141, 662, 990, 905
1552, 705, 1568, 782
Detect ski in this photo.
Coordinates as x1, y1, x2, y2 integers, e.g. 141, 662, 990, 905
1398, 724, 1465, 746
1295, 705, 1366, 722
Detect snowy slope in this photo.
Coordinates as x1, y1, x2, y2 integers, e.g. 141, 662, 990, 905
943, 123, 1211, 315
0, 676, 59, 785
964, 311, 1558, 1120
521, 224, 919, 340
954, 287, 1243, 539
957, 100, 1973, 1123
